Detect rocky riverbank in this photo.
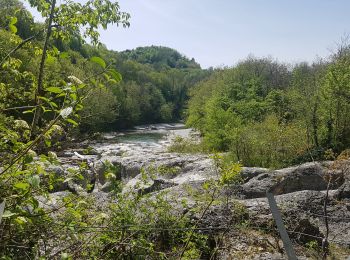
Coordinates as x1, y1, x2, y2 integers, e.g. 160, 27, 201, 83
43, 124, 350, 259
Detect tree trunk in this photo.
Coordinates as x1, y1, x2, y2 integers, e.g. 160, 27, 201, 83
311, 100, 319, 147
31, 0, 57, 137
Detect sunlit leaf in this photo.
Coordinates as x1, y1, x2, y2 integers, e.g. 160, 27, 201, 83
59, 52, 69, 59
66, 118, 78, 126
46, 55, 56, 64
15, 216, 27, 225
23, 109, 35, 114
9, 24, 17, 34
108, 69, 122, 82
46, 87, 63, 94
39, 96, 50, 103
49, 101, 58, 108
2, 210, 16, 218
69, 93, 77, 101
14, 182, 29, 190
10, 16, 18, 25
90, 56, 106, 69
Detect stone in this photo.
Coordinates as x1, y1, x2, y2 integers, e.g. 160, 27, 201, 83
239, 162, 330, 199
101, 181, 113, 192
334, 182, 350, 200
239, 190, 350, 247
240, 167, 269, 181
138, 179, 177, 195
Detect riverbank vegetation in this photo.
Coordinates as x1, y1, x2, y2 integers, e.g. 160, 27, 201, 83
186, 49, 350, 168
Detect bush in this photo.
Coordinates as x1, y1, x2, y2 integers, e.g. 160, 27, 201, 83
167, 136, 205, 154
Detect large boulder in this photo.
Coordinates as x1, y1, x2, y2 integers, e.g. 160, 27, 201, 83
240, 190, 350, 247
327, 158, 350, 200
240, 167, 269, 182
239, 162, 331, 199
334, 182, 350, 200
121, 153, 215, 193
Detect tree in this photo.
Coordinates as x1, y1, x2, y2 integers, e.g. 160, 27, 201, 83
0, 0, 128, 256
290, 61, 327, 148
0, 0, 35, 38
322, 49, 350, 150
28, 0, 130, 133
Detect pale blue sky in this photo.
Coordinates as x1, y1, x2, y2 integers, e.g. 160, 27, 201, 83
25, 0, 350, 68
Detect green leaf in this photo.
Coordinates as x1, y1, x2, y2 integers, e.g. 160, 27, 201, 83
90, 79, 97, 85
46, 87, 63, 94
105, 172, 116, 179
10, 17, 18, 25
77, 200, 88, 206
42, 107, 52, 113
28, 175, 40, 188
49, 101, 58, 108
99, 212, 108, 219
23, 153, 34, 164
23, 109, 35, 114
52, 46, 59, 55
31, 198, 39, 209
36, 165, 45, 175
108, 79, 117, 84
44, 139, 51, 147
90, 56, 106, 69
76, 104, 84, 111
202, 181, 210, 190
63, 177, 73, 183
66, 118, 78, 126
59, 52, 69, 59
9, 24, 17, 34
15, 216, 27, 225
39, 96, 50, 103
103, 73, 110, 81
46, 55, 56, 64
14, 182, 30, 190
2, 210, 16, 218
108, 69, 122, 82
69, 93, 77, 101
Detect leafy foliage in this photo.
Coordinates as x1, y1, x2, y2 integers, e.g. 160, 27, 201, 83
120, 46, 201, 69
187, 54, 350, 167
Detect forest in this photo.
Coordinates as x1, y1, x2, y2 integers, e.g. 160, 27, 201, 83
1, 0, 350, 259
0, 0, 210, 133
186, 51, 350, 168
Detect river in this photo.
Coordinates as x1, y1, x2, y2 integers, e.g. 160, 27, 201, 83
92, 123, 192, 157
57, 123, 212, 193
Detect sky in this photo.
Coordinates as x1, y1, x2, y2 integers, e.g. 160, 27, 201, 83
25, 0, 350, 69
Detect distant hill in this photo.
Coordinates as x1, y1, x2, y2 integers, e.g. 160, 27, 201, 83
120, 46, 201, 70
0, 0, 210, 131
